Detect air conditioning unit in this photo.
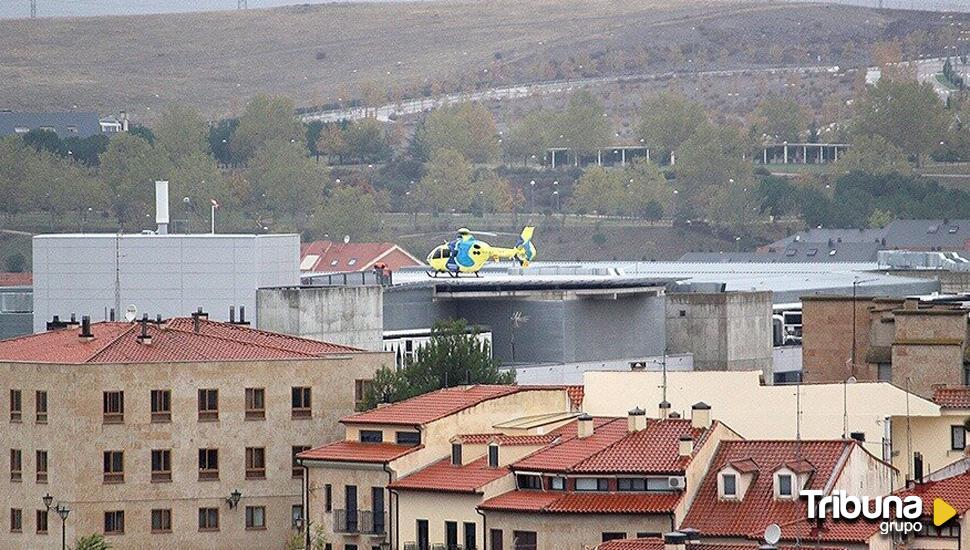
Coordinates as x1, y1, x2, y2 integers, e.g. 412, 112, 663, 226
668, 476, 687, 490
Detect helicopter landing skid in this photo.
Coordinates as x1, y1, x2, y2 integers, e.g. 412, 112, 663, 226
426, 270, 481, 278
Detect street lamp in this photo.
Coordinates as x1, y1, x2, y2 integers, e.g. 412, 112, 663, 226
42, 493, 53, 510
56, 504, 70, 550
529, 180, 536, 214
226, 489, 242, 509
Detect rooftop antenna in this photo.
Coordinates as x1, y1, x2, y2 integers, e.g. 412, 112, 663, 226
795, 382, 803, 457
30, 0, 36, 18
209, 199, 219, 234
905, 376, 913, 482
509, 311, 529, 364
842, 376, 857, 438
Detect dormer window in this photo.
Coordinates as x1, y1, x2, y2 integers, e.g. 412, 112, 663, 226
775, 472, 795, 499
451, 442, 462, 466
719, 472, 738, 499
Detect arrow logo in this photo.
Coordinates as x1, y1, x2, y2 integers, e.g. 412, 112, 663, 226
934, 498, 958, 527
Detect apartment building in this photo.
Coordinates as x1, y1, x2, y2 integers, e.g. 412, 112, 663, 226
297, 385, 581, 550
890, 387, 970, 480
0, 315, 389, 549
477, 404, 740, 550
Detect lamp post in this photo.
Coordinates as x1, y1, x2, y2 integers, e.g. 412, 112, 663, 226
226, 489, 242, 509
529, 180, 536, 214
56, 504, 69, 550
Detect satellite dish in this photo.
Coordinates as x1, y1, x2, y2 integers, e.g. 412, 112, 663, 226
124, 305, 138, 322
764, 524, 782, 546
847, 376, 858, 384
343, 235, 350, 244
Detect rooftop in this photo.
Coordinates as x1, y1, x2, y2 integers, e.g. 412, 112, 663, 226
388, 456, 509, 494
479, 490, 682, 514
0, 317, 359, 364
0, 272, 31, 287
340, 385, 572, 427
0, 111, 101, 138
682, 440, 855, 538
297, 441, 419, 464
897, 470, 970, 516
300, 240, 422, 273
932, 386, 970, 409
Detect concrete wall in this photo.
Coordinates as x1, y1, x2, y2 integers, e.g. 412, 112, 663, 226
890, 270, 970, 294
32, 233, 300, 332
485, 510, 672, 550
0, 352, 388, 549
256, 286, 383, 351
665, 292, 772, 377
0, 286, 32, 340
802, 296, 878, 383
509, 354, 694, 385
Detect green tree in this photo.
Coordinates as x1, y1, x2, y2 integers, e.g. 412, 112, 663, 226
416, 103, 499, 162
246, 139, 326, 220
555, 91, 611, 157
285, 525, 328, 550
676, 122, 751, 219
154, 104, 210, 166
342, 118, 391, 163
75, 534, 111, 550
416, 149, 475, 213
705, 179, 762, 235
852, 78, 946, 165
754, 93, 808, 142
623, 159, 673, 220
315, 124, 348, 164
833, 134, 912, 176
4, 253, 26, 273
230, 96, 305, 164
22, 129, 64, 156
570, 166, 624, 215
637, 92, 707, 163
361, 319, 514, 409
504, 109, 552, 165
311, 185, 381, 241
98, 132, 167, 227
867, 208, 895, 229
0, 137, 30, 217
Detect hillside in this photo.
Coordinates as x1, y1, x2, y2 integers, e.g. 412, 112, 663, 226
0, 0, 961, 119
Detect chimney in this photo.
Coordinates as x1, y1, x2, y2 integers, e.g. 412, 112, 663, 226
137, 314, 152, 345
154, 180, 170, 235
664, 531, 689, 550
46, 315, 68, 331
229, 305, 236, 324
679, 435, 695, 457
658, 400, 671, 419
236, 305, 249, 326
577, 413, 594, 439
849, 431, 865, 443
668, 411, 682, 419
628, 406, 647, 432
67, 313, 79, 326
691, 402, 712, 429
109, 308, 116, 322
914, 452, 924, 484
79, 315, 94, 342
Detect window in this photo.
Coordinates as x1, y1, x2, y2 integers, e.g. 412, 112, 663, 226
446, 521, 458, 549
151, 509, 172, 533
198, 507, 219, 531
291, 505, 304, 529
513, 530, 537, 550
291, 387, 311, 418
199, 449, 219, 480
293, 446, 311, 478
575, 478, 608, 491
36, 510, 48, 534
103, 451, 124, 484
360, 430, 383, 443
372, 487, 386, 534
198, 389, 218, 421
464, 522, 477, 550
10, 449, 21, 482
451, 443, 462, 466
516, 474, 542, 490
721, 473, 738, 498
951, 426, 967, 451
618, 478, 646, 491
491, 529, 504, 550
776, 473, 794, 498
9, 390, 21, 422
487, 444, 498, 467
245, 388, 265, 420
354, 379, 371, 410
35, 391, 47, 423
10, 508, 21, 532
151, 449, 171, 482
66, 125, 78, 134
36, 451, 47, 483
549, 477, 565, 491
245, 506, 266, 530
324, 484, 333, 512
602, 532, 626, 542
245, 447, 266, 479
877, 363, 892, 382
103, 391, 124, 424
151, 390, 171, 423
396, 431, 421, 446
104, 510, 125, 534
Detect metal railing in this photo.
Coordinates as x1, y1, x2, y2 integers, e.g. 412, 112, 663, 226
333, 510, 386, 535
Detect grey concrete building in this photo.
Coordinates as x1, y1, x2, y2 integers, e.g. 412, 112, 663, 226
32, 233, 299, 331
257, 285, 384, 351
0, 284, 31, 340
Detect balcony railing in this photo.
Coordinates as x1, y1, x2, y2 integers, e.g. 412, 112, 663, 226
333, 510, 386, 535
402, 544, 463, 550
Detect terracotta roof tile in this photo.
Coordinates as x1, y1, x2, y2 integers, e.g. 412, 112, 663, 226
0, 318, 359, 364
566, 385, 584, 408
897, 470, 970, 515
0, 272, 31, 286
297, 441, 420, 464
511, 418, 628, 472
597, 538, 664, 550
932, 387, 970, 409
682, 440, 853, 538
458, 433, 561, 446
342, 385, 566, 427
479, 491, 681, 514
572, 419, 713, 474
389, 457, 509, 493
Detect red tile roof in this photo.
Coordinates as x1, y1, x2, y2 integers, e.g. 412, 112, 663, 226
773, 516, 882, 544
458, 433, 561, 446
597, 537, 664, 550
897, 470, 970, 515
342, 385, 568, 427
297, 441, 420, 464
389, 456, 510, 493
0, 317, 360, 364
572, 419, 714, 474
0, 272, 31, 286
932, 386, 970, 409
301, 240, 422, 273
566, 385, 584, 408
682, 440, 854, 538
511, 417, 629, 472
479, 490, 682, 514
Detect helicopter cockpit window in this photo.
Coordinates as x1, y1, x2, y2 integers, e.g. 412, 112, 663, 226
434, 248, 450, 259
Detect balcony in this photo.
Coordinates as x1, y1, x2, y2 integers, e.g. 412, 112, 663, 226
403, 544, 464, 550
333, 510, 386, 535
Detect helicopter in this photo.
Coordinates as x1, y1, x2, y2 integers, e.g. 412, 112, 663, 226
426, 226, 537, 277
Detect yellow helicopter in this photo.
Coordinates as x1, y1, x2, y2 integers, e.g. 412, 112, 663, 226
426, 227, 537, 277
